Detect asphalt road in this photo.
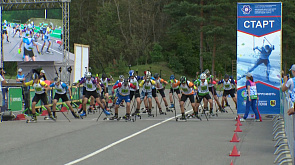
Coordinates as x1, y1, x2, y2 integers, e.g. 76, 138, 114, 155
0, 90, 276, 165
3, 27, 63, 62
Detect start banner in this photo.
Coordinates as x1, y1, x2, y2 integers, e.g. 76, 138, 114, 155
237, 2, 282, 114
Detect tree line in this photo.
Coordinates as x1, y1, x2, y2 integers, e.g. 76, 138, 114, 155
68, 0, 294, 77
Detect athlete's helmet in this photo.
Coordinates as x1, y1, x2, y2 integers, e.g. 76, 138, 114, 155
85, 72, 92, 78
119, 75, 124, 80
145, 71, 151, 78
129, 70, 134, 77
180, 76, 186, 83
224, 74, 229, 79
102, 73, 107, 79
200, 73, 206, 80
123, 78, 129, 86
27, 24, 32, 29
32, 73, 39, 80
170, 75, 175, 80
54, 77, 60, 83
265, 45, 271, 51
154, 73, 159, 78
4, 20, 7, 24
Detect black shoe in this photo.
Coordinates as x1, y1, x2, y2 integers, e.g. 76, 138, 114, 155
109, 115, 118, 120
122, 114, 130, 120
159, 110, 165, 115
72, 112, 79, 118
132, 110, 140, 116
180, 115, 186, 120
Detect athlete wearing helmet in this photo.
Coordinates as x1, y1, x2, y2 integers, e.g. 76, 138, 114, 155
77, 72, 109, 117
50, 78, 79, 119
168, 75, 181, 109
111, 77, 136, 120
173, 76, 200, 120
112, 75, 125, 107
22, 73, 54, 122
154, 73, 169, 114
240, 40, 275, 81
100, 73, 113, 111
2, 20, 9, 43
128, 70, 144, 116
205, 70, 225, 112
19, 30, 40, 61
218, 74, 237, 109
41, 24, 53, 54
194, 73, 214, 116
138, 71, 157, 115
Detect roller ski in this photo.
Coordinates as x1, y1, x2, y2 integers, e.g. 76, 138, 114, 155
147, 109, 154, 117
186, 112, 202, 121
200, 108, 209, 121
26, 116, 37, 123
71, 111, 80, 119
122, 114, 134, 122
87, 107, 95, 114
166, 106, 174, 112
104, 115, 120, 121
176, 114, 187, 122
79, 112, 87, 119
131, 110, 142, 119
44, 115, 56, 121
159, 109, 167, 115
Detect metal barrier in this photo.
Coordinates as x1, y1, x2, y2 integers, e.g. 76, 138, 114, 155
273, 91, 294, 165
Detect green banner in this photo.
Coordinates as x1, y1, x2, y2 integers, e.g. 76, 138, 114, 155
71, 86, 80, 101
8, 87, 23, 111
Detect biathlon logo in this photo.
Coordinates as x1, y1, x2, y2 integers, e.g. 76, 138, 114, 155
241, 90, 247, 98
270, 100, 276, 107
241, 5, 252, 15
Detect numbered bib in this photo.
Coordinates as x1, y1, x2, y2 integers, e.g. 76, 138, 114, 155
35, 87, 42, 92
145, 86, 151, 90
121, 89, 129, 93
86, 84, 93, 89
182, 88, 188, 92
56, 89, 63, 93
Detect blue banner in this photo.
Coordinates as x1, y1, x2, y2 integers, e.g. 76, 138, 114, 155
237, 2, 282, 115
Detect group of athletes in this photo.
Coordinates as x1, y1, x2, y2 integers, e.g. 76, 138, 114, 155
2, 20, 53, 61
23, 68, 238, 122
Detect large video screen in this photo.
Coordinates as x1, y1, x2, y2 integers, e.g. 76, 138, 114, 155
2, 9, 63, 62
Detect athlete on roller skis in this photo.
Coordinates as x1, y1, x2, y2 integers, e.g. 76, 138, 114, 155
76, 72, 109, 118
128, 70, 144, 116
110, 78, 137, 120
167, 75, 181, 110
194, 73, 215, 116
173, 76, 200, 120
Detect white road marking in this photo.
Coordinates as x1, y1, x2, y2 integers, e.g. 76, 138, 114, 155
64, 109, 193, 165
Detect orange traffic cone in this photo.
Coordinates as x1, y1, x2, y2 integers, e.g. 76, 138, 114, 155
230, 160, 234, 165
15, 114, 26, 120
230, 133, 240, 142
234, 124, 242, 132
60, 107, 68, 112
41, 110, 48, 116
229, 145, 240, 156
235, 119, 242, 126
236, 115, 240, 121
